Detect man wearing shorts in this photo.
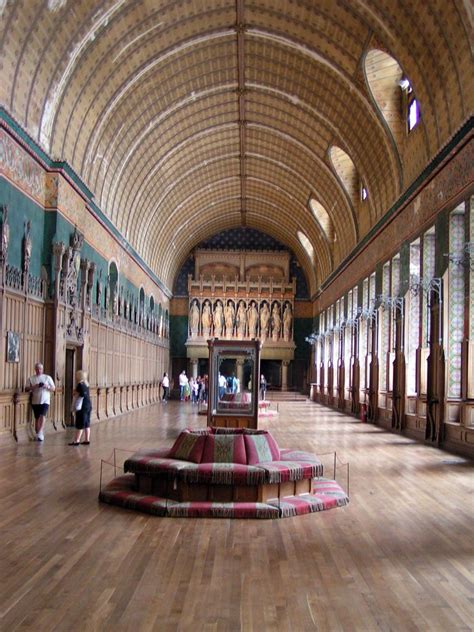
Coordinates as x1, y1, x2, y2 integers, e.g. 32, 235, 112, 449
26, 362, 56, 441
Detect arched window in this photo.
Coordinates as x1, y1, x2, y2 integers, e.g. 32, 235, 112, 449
329, 146, 358, 204
309, 198, 334, 243
297, 231, 314, 263
329, 145, 370, 234
365, 50, 404, 144
365, 49, 420, 137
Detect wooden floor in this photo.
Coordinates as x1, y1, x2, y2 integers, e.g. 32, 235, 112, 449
0, 400, 472, 631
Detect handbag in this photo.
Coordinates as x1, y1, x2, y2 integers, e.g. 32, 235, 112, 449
73, 396, 83, 412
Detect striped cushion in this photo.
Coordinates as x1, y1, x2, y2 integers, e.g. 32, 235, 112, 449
201, 433, 247, 464
244, 433, 280, 464
168, 430, 207, 463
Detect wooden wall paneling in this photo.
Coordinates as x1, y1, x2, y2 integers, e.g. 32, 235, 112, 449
89, 321, 98, 386
467, 341, 474, 400
120, 331, 126, 385
0, 392, 13, 435
105, 326, 113, 386
126, 334, 132, 385
111, 329, 118, 385
98, 323, 106, 386
4, 294, 23, 391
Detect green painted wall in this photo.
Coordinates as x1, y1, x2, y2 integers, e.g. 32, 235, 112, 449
0, 177, 156, 311
294, 317, 312, 360
170, 315, 188, 358
0, 177, 46, 277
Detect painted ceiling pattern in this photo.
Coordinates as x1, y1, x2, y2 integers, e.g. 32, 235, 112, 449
0, 0, 472, 296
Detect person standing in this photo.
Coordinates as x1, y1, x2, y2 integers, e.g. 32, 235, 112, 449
260, 374, 267, 401
218, 372, 227, 400
179, 370, 188, 401
26, 362, 56, 442
68, 370, 92, 446
161, 372, 170, 402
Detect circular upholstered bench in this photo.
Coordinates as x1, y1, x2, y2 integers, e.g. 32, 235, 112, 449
99, 428, 349, 519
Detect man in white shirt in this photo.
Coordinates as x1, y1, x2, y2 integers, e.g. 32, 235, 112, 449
218, 372, 227, 400
161, 372, 170, 402
26, 362, 56, 441
178, 370, 188, 401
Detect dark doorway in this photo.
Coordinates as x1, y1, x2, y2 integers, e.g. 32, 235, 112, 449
172, 357, 188, 398
198, 359, 209, 377
260, 360, 281, 389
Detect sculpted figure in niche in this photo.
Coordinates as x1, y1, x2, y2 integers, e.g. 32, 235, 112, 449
1, 205, 10, 264
23, 220, 32, 273
247, 301, 258, 338
189, 299, 200, 336
224, 300, 235, 338
236, 300, 247, 338
260, 301, 270, 341
201, 300, 212, 336
283, 302, 293, 341
213, 300, 223, 337
271, 302, 281, 341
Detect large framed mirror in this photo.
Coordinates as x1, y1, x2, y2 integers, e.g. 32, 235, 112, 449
207, 339, 260, 428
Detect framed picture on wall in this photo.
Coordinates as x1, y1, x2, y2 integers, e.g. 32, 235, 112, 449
7, 331, 20, 363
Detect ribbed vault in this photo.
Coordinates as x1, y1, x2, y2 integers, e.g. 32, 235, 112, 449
1, 0, 471, 296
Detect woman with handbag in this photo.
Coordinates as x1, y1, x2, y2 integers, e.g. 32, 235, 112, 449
68, 370, 92, 446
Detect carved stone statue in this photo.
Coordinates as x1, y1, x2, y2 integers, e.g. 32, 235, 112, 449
236, 300, 247, 338
260, 302, 270, 341
213, 300, 223, 337
283, 303, 293, 341
247, 301, 258, 338
86, 262, 95, 307
23, 220, 32, 273
201, 300, 212, 336
97, 271, 103, 307
271, 302, 281, 340
189, 299, 199, 336
104, 277, 110, 310
224, 300, 235, 337
0, 205, 10, 265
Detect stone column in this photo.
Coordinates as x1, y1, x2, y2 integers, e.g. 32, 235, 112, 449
191, 359, 198, 379
281, 361, 289, 391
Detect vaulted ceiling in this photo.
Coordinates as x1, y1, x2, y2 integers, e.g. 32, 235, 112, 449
1, 0, 472, 295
